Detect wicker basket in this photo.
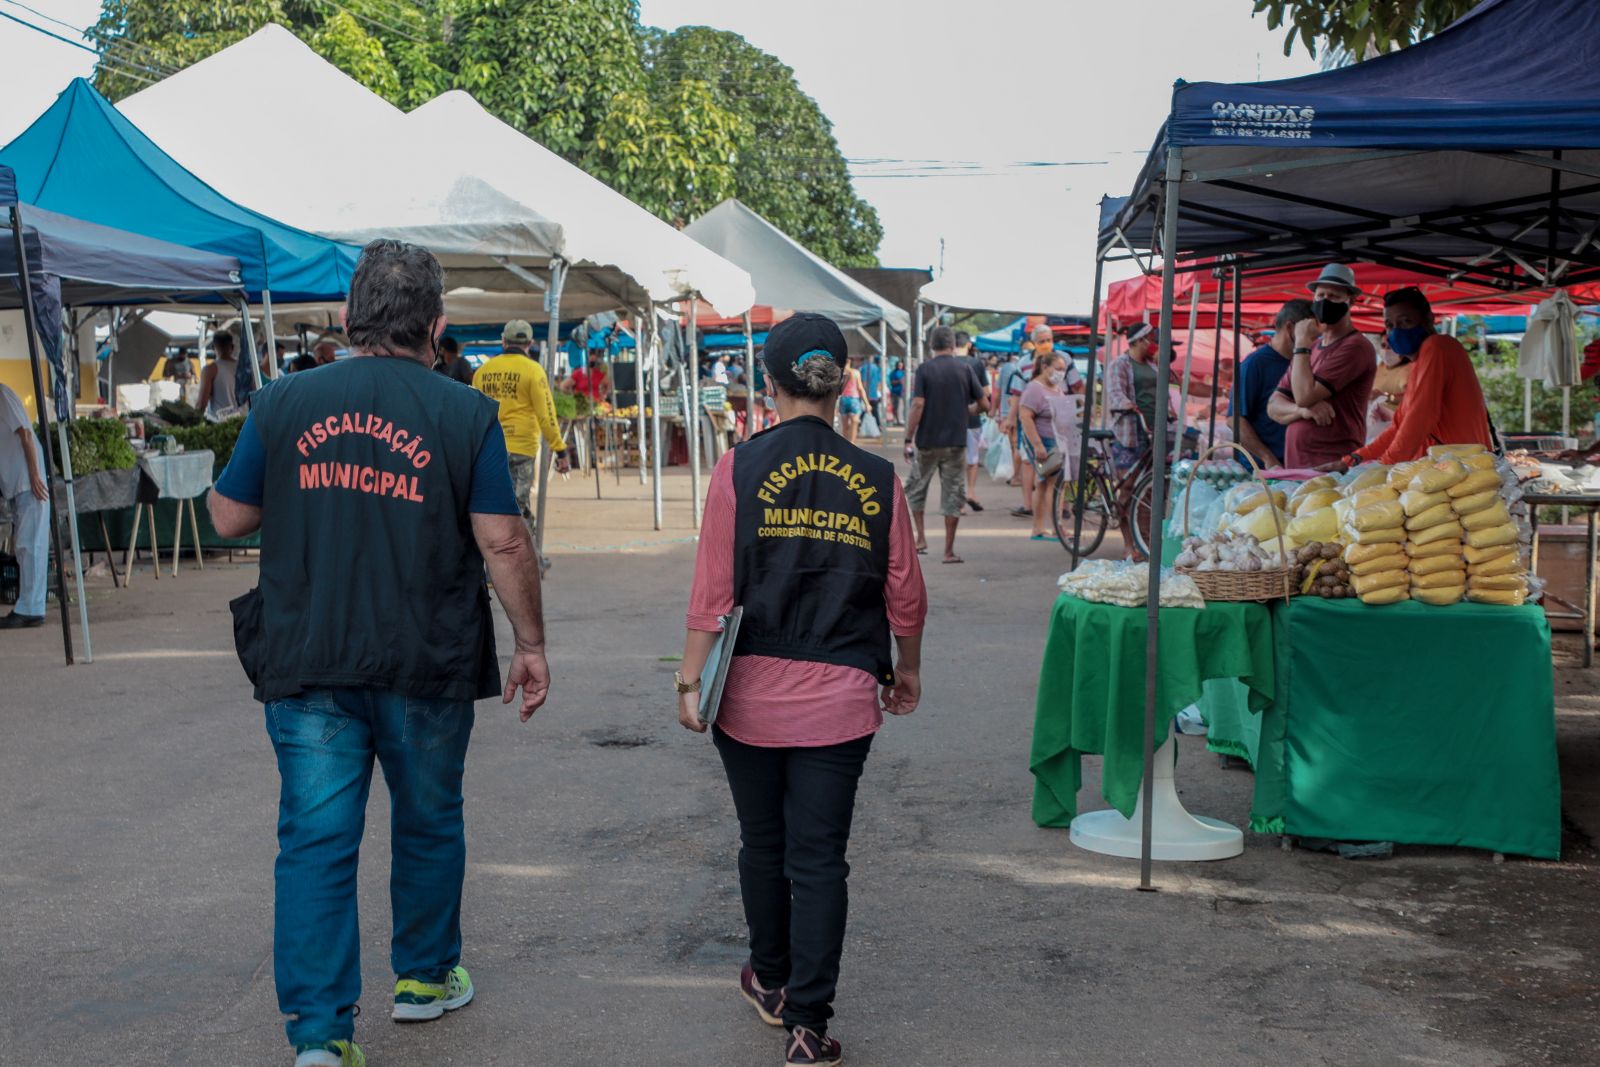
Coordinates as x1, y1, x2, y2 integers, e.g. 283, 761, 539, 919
1175, 442, 1296, 603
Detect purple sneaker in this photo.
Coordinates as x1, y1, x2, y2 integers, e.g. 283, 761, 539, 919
785, 1026, 842, 1067
740, 961, 785, 1026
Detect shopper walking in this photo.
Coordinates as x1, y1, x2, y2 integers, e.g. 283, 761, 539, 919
839, 354, 867, 443
0, 381, 47, 629
953, 330, 991, 512
1018, 349, 1075, 541
678, 312, 927, 1067
903, 326, 983, 562
209, 240, 554, 1067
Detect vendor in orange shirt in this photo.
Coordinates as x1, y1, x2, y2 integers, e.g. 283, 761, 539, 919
1319, 287, 1494, 471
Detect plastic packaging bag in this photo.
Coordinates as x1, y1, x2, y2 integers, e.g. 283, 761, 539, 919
1412, 586, 1464, 606
1406, 539, 1462, 559
1467, 553, 1522, 578
1287, 506, 1340, 544
1342, 464, 1391, 492
1464, 542, 1517, 565
1411, 553, 1467, 577
1343, 522, 1406, 545
978, 416, 1001, 451
1447, 469, 1501, 499
1412, 520, 1465, 546
1353, 567, 1409, 595
1468, 586, 1526, 605
1412, 568, 1467, 590
1460, 501, 1511, 531
860, 412, 882, 439
1428, 443, 1486, 459
1408, 460, 1469, 494
1226, 483, 1287, 515
985, 435, 1014, 483
1404, 501, 1456, 531
1352, 553, 1407, 577
1387, 460, 1429, 489
1352, 486, 1401, 509
1350, 500, 1406, 532
1346, 542, 1404, 565
1360, 585, 1410, 605
1451, 487, 1499, 515
1469, 573, 1528, 593
1292, 488, 1343, 516
1400, 488, 1450, 517
1466, 522, 1519, 549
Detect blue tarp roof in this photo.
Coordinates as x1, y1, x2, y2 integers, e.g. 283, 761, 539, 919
1172, 0, 1600, 150
0, 79, 358, 303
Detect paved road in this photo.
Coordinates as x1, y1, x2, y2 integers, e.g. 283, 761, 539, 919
3, 456, 1596, 1066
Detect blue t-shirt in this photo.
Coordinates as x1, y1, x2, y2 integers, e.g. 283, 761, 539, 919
216, 411, 521, 515
861, 361, 883, 400
1232, 343, 1290, 463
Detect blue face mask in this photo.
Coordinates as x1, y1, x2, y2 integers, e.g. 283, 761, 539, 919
1387, 325, 1429, 357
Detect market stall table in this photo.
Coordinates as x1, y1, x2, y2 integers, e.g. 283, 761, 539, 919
1251, 597, 1560, 860
1525, 491, 1599, 668
125, 450, 214, 582
1030, 594, 1275, 860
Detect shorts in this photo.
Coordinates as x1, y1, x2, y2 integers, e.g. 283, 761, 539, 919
508, 452, 537, 528
904, 446, 967, 517
1024, 435, 1057, 465
840, 396, 864, 417
966, 428, 985, 466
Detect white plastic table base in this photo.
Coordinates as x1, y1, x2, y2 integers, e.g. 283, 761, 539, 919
1069, 729, 1244, 861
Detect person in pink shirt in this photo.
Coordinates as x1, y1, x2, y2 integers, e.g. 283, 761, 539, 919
678, 313, 927, 1067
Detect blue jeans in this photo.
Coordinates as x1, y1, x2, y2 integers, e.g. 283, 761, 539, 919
264, 688, 475, 1047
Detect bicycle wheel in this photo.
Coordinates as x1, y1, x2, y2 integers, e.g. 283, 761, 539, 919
1053, 468, 1111, 557
1128, 468, 1157, 560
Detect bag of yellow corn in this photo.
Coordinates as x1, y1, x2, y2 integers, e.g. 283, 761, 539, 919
1351, 553, 1408, 576
1411, 585, 1464, 606
1460, 452, 1498, 472
1450, 487, 1500, 515
1404, 501, 1456, 531
1463, 542, 1517, 565
1446, 469, 1501, 499
1411, 567, 1467, 590
1346, 541, 1405, 565
1350, 500, 1406, 532
1411, 520, 1465, 546
1343, 522, 1406, 545
1410, 553, 1467, 576
1352, 567, 1408, 595
1231, 505, 1290, 542
1400, 488, 1450, 517
1407, 460, 1469, 494
1386, 460, 1428, 489
1344, 465, 1391, 493
1291, 488, 1342, 516
1406, 538, 1463, 559
1352, 486, 1400, 509
1428, 443, 1486, 459
1468, 573, 1527, 593
1287, 506, 1340, 544
1459, 501, 1511, 532
1360, 586, 1410, 605
1467, 553, 1522, 578
1467, 586, 1526, 605
1465, 522, 1519, 549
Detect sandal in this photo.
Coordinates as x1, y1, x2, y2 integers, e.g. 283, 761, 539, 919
1029, 533, 1054, 542
966, 497, 985, 512
1009, 507, 1033, 518
942, 556, 964, 564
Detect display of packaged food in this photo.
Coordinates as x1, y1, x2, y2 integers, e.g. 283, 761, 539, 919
1451, 487, 1500, 515
1287, 506, 1339, 543
1404, 501, 1456, 531
1469, 573, 1528, 593
1350, 500, 1406, 531
1408, 460, 1469, 494
1343, 465, 1391, 493
1360, 585, 1410, 605
1459, 501, 1512, 531
1465, 522, 1519, 549
1467, 553, 1522, 578
1346, 541, 1405, 565
1411, 553, 1467, 576
1412, 568, 1467, 590
1406, 539, 1462, 559
1463, 542, 1518, 565
1411, 585, 1465, 606
1468, 586, 1526, 605
1447, 469, 1501, 499
1428, 444, 1486, 459
1400, 488, 1451, 516
1353, 568, 1408, 595
1291, 488, 1343, 516
1343, 522, 1406, 545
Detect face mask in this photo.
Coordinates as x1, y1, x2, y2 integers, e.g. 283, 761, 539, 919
1387, 325, 1429, 357
1049, 370, 1067, 386
1312, 298, 1349, 326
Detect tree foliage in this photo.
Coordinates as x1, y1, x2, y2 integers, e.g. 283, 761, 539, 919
1253, 0, 1478, 60
644, 26, 882, 267
90, 0, 882, 266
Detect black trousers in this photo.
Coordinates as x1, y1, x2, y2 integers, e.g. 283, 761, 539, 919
713, 726, 873, 1034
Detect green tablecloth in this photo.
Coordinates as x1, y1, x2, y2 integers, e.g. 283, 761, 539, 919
1030, 596, 1276, 827
1199, 678, 1261, 767
1253, 597, 1561, 859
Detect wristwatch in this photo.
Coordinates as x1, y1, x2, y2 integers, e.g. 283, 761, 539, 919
1293, 347, 1313, 355
673, 670, 702, 694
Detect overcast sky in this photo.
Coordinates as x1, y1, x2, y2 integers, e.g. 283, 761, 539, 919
0, 0, 1318, 308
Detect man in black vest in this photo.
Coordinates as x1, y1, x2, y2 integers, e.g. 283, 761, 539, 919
210, 240, 552, 1067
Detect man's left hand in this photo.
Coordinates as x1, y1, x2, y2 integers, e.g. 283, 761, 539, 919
503, 648, 551, 722
30, 471, 48, 501
553, 451, 571, 475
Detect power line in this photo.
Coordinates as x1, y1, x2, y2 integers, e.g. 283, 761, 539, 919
0, 0, 178, 75
0, 8, 163, 85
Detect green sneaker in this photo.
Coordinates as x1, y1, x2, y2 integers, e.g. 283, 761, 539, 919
292, 1040, 364, 1067
392, 964, 475, 1022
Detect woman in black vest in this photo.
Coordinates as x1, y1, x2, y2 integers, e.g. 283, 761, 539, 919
677, 313, 928, 1067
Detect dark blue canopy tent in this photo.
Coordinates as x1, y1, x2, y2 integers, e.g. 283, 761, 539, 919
0, 79, 360, 386
2, 164, 245, 665
1082, 0, 1600, 884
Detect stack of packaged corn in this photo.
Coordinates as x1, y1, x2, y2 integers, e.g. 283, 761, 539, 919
1334, 445, 1530, 606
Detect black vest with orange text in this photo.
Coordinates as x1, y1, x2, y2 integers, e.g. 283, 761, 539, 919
242, 355, 502, 703
731, 415, 896, 684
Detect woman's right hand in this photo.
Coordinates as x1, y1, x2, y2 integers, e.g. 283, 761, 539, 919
677, 690, 707, 733
882, 668, 921, 716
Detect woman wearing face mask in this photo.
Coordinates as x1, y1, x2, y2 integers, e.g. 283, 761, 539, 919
1323, 286, 1493, 470
1018, 351, 1074, 541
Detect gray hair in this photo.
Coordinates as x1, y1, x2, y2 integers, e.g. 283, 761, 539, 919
1031, 324, 1054, 343
928, 325, 957, 352
344, 239, 445, 356
1275, 299, 1314, 331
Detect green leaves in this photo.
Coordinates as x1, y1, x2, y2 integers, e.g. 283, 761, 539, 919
1253, 0, 1475, 61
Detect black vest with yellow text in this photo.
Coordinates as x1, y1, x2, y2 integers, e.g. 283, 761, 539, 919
732, 415, 896, 684
241, 356, 501, 703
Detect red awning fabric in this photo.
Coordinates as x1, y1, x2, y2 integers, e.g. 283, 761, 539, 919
685, 300, 787, 331
1103, 263, 1600, 334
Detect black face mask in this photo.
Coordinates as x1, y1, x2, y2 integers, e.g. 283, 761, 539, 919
1312, 298, 1349, 326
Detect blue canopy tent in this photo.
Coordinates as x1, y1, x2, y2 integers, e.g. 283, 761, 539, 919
0, 79, 359, 387
1, 163, 245, 665
1082, 0, 1600, 882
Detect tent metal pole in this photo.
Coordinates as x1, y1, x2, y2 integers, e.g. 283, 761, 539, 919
1207, 274, 1225, 449
877, 319, 888, 436
1141, 145, 1185, 892
536, 257, 565, 569
1171, 279, 1201, 479
743, 312, 756, 441
237, 296, 263, 393
689, 295, 702, 529
9, 203, 74, 664
261, 288, 281, 380
649, 301, 663, 531
635, 309, 649, 485
1231, 265, 1243, 450
1069, 255, 1105, 572
106, 309, 119, 411
56, 420, 91, 662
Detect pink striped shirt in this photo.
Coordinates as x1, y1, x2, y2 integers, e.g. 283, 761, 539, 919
686, 448, 927, 747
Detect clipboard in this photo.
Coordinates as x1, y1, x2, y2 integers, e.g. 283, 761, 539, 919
698, 606, 744, 728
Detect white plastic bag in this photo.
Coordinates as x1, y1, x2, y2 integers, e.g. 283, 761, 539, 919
978, 415, 1002, 450
986, 435, 1014, 483
860, 412, 881, 438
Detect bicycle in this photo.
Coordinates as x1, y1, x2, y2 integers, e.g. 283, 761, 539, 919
1051, 425, 1200, 561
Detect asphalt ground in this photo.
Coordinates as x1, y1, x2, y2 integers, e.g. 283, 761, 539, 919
2, 442, 1597, 1066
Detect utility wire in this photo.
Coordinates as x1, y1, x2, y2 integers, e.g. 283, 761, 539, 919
0, 0, 179, 75
0, 8, 162, 85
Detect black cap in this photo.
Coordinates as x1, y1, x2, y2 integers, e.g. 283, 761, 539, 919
762, 313, 848, 394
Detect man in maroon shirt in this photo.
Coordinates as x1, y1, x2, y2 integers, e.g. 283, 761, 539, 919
1267, 263, 1376, 467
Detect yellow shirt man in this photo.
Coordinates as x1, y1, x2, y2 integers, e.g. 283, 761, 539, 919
472, 323, 566, 460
